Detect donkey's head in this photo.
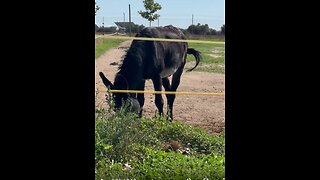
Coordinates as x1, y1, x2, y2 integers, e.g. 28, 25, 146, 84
99, 72, 140, 113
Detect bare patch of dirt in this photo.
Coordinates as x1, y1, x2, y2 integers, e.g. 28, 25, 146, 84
95, 40, 225, 134
208, 50, 222, 58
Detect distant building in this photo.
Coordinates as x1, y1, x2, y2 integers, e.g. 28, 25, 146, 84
114, 22, 135, 34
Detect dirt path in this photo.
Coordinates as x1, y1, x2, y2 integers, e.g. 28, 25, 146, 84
95, 40, 225, 134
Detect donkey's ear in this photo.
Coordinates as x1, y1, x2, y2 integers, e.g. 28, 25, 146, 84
99, 72, 114, 89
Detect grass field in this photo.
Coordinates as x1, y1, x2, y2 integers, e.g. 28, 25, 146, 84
95, 38, 126, 59
186, 42, 225, 74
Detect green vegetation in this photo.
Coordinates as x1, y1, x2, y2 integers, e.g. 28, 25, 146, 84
95, 99, 225, 179
138, 0, 162, 27
186, 42, 225, 73
95, 1, 100, 16
95, 38, 126, 59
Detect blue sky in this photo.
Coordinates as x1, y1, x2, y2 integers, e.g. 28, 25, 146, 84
95, 0, 225, 30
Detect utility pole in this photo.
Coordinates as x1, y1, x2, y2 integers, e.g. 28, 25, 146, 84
191, 14, 194, 35
102, 17, 105, 35
129, 4, 131, 36
123, 13, 125, 22
192, 14, 194, 25
158, 17, 159, 27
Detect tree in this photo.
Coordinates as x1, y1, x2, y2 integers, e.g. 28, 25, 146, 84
130, 24, 146, 33
187, 23, 212, 35
209, 28, 217, 35
221, 24, 225, 35
200, 24, 210, 35
138, 0, 162, 27
97, 26, 117, 33
95, 2, 100, 16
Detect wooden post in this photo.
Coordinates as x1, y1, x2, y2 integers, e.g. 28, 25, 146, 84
129, 4, 132, 36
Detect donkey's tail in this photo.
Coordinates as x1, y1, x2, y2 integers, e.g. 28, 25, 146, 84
186, 48, 201, 72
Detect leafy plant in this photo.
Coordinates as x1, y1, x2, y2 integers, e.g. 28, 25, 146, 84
95, 97, 225, 179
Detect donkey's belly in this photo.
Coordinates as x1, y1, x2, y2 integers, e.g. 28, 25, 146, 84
160, 67, 177, 78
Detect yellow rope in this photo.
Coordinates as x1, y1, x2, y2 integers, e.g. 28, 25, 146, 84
97, 35, 225, 44
96, 89, 224, 96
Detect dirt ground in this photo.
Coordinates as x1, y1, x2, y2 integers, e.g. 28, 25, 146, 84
95, 40, 225, 134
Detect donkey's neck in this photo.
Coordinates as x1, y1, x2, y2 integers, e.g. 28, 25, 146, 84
117, 48, 146, 90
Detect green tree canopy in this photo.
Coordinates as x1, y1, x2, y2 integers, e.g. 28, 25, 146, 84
221, 24, 225, 35
138, 0, 162, 27
187, 23, 214, 35
95, 2, 100, 16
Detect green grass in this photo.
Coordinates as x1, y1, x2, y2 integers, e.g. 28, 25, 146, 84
185, 34, 225, 42
95, 98, 225, 180
186, 42, 225, 73
95, 38, 126, 59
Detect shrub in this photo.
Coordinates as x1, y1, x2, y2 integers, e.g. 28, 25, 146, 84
95, 97, 225, 179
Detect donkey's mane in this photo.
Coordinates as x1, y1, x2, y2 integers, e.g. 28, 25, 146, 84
117, 49, 128, 70
117, 40, 146, 71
